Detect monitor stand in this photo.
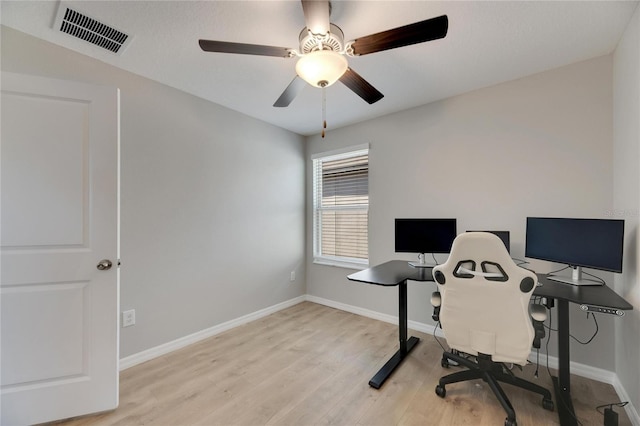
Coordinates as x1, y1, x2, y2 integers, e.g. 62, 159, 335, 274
408, 253, 435, 268
547, 266, 603, 286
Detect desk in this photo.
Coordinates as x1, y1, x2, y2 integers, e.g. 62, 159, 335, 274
347, 260, 433, 389
534, 274, 633, 426
349, 261, 633, 426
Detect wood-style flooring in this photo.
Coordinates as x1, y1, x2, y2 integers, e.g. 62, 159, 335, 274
52, 302, 631, 425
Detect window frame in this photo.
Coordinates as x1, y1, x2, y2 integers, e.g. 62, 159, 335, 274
311, 144, 370, 269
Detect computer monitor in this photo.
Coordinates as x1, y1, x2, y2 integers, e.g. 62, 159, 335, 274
466, 230, 510, 254
525, 217, 624, 286
395, 218, 457, 267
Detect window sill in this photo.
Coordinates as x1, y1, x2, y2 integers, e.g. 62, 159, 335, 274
313, 258, 369, 270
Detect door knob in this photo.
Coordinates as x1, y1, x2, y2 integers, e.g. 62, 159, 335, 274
97, 259, 113, 270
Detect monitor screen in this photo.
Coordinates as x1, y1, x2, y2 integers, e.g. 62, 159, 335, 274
466, 230, 510, 254
395, 218, 457, 254
525, 217, 624, 273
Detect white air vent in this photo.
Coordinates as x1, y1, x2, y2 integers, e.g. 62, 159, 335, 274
53, 2, 132, 54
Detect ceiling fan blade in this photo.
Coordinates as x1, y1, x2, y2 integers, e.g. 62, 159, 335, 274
349, 15, 448, 56
273, 76, 307, 107
339, 68, 384, 104
301, 0, 330, 35
199, 40, 292, 58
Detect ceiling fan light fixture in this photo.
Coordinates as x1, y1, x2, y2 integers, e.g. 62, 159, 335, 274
295, 50, 348, 88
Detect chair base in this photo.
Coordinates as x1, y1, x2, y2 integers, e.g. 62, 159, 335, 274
435, 351, 554, 426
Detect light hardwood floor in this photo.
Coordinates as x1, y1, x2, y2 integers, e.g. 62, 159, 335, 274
52, 302, 630, 425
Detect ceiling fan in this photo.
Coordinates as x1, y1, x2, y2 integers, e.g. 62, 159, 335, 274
199, 1, 448, 109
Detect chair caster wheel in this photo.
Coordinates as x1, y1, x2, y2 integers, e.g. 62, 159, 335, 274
504, 418, 517, 426
435, 384, 446, 398
542, 398, 554, 411
441, 358, 449, 368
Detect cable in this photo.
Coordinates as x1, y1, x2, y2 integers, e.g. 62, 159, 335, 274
544, 307, 553, 378
544, 304, 584, 426
570, 312, 599, 345
581, 269, 606, 285
541, 310, 599, 345
433, 321, 448, 352
596, 401, 628, 415
432, 253, 439, 265
547, 265, 571, 275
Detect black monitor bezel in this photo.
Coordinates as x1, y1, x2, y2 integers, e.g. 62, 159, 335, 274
466, 230, 510, 254
394, 218, 457, 255
525, 217, 624, 273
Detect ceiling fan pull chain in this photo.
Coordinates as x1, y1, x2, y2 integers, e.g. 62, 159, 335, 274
321, 86, 327, 138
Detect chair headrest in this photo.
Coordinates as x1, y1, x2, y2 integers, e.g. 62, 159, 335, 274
448, 232, 512, 265
433, 232, 536, 291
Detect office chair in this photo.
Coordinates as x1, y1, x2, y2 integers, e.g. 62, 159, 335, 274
431, 232, 554, 426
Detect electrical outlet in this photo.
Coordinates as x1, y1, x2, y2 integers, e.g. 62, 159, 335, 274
122, 309, 136, 327
290, 271, 296, 282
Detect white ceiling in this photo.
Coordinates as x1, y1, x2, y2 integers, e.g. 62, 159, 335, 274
2, 1, 638, 136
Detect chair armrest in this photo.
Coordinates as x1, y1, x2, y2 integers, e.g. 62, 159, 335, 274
529, 304, 547, 322
529, 303, 547, 349
431, 291, 441, 307
431, 291, 441, 323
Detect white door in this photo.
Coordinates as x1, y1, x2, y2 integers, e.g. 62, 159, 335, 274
1, 72, 119, 425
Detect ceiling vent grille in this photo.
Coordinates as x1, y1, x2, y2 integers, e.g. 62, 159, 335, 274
53, 3, 132, 54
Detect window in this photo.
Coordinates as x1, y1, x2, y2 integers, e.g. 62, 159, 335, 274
312, 145, 369, 268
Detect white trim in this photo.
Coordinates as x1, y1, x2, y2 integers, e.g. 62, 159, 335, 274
307, 294, 620, 383
525, 352, 617, 384
527, 353, 639, 424
304, 294, 446, 339
119, 296, 306, 370
612, 375, 640, 425
312, 147, 370, 264
310, 143, 369, 160
117, 293, 638, 425
313, 258, 368, 270
305, 295, 638, 424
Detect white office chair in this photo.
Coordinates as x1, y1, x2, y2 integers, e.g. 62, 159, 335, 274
431, 232, 553, 426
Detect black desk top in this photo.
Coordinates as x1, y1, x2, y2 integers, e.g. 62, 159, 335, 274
347, 260, 434, 286
534, 274, 633, 310
347, 261, 632, 311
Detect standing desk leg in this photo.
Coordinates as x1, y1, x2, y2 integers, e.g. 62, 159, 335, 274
368, 280, 420, 389
552, 299, 578, 426
399, 279, 408, 354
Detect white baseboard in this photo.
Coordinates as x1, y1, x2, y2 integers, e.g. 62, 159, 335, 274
118, 293, 638, 425
306, 295, 617, 379
305, 294, 446, 338
612, 375, 640, 425
305, 294, 639, 425
119, 295, 306, 371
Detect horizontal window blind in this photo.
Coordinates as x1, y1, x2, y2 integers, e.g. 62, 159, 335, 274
313, 148, 369, 265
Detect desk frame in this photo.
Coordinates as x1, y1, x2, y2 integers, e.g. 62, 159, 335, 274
348, 264, 632, 426
554, 299, 577, 426
368, 280, 420, 389
347, 260, 433, 389
534, 274, 632, 426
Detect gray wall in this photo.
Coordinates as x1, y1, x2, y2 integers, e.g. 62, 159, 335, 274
306, 55, 617, 370
1, 26, 307, 357
613, 4, 640, 415
3, 7, 639, 408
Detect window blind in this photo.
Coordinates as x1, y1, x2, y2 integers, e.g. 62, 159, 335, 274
313, 147, 369, 266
